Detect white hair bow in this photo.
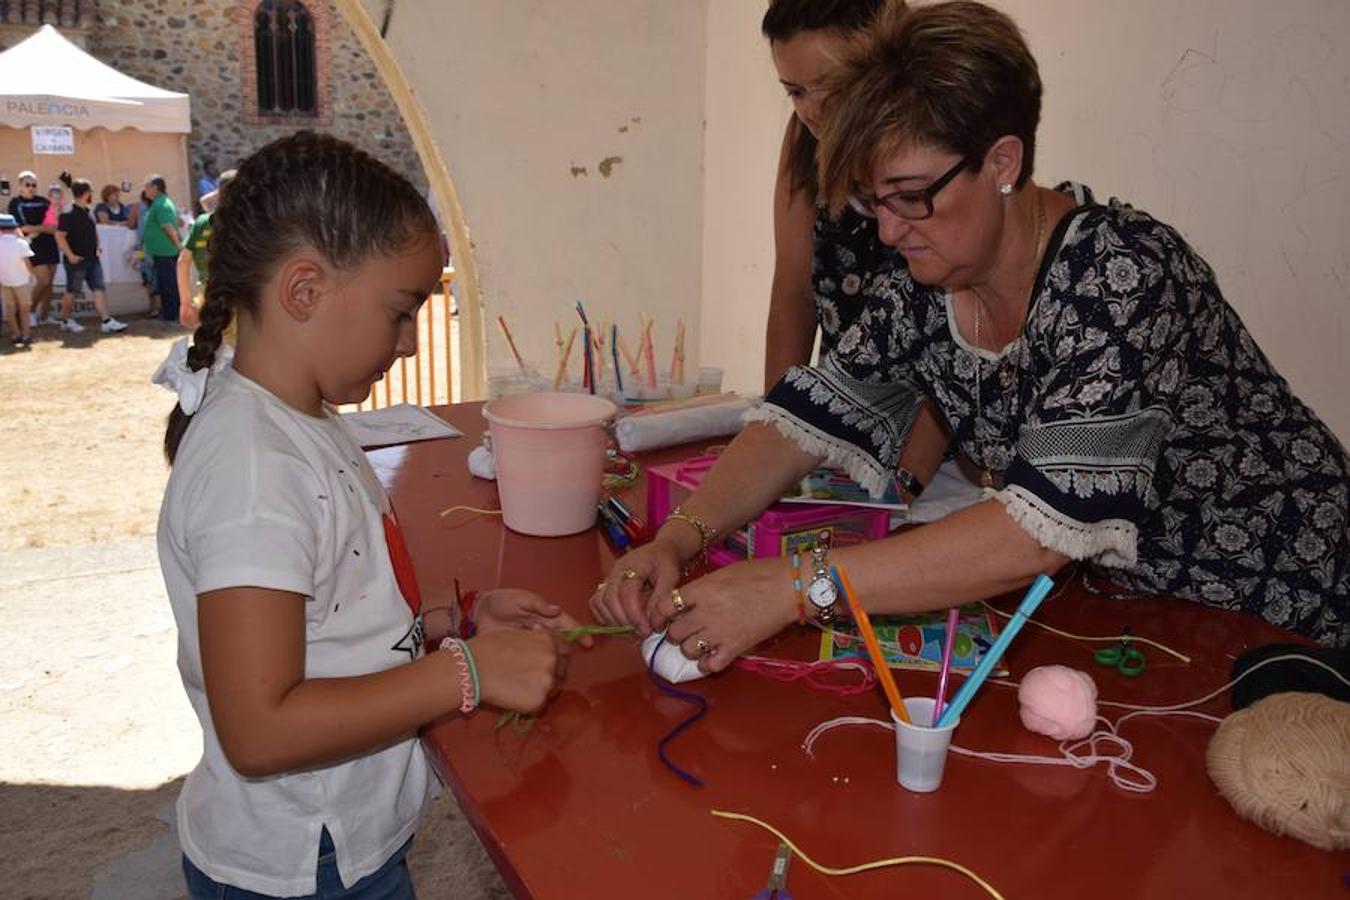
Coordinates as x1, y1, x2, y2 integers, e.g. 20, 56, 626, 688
151, 336, 234, 415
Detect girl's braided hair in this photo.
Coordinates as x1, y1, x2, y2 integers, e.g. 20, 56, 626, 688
163, 130, 439, 464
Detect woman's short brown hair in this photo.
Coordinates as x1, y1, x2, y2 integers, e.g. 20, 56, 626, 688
100, 183, 120, 204
817, 0, 1042, 210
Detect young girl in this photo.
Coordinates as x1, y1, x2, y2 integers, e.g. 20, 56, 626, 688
156, 131, 579, 899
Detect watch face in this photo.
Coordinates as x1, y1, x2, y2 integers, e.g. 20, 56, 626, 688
806, 577, 837, 609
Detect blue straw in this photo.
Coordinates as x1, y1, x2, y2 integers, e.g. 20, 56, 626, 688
935, 574, 1054, 728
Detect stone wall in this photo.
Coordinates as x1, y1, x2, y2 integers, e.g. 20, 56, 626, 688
84, 0, 424, 201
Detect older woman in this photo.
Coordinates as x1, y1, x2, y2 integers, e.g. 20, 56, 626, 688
593, 0, 1348, 660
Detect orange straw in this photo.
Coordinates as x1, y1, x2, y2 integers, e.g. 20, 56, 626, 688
552, 326, 577, 390
834, 563, 910, 724
496, 315, 527, 374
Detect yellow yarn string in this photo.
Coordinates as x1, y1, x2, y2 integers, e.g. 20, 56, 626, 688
709, 809, 1007, 899
978, 600, 1192, 664
438, 505, 504, 518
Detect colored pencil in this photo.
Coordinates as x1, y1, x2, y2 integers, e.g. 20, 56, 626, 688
936, 575, 1054, 729
932, 606, 961, 725
833, 564, 910, 724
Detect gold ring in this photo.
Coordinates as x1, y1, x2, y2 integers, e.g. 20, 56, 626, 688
622, 568, 639, 581
695, 638, 712, 656
596, 580, 607, 591
670, 589, 687, 615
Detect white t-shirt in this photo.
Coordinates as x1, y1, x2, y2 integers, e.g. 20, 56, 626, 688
158, 367, 435, 896
0, 233, 33, 287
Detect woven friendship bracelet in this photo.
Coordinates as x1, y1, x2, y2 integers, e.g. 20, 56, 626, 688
791, 552, 806, 626
439, 637, 480, 714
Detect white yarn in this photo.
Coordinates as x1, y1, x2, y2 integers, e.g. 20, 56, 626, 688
800, 654, 1347, 794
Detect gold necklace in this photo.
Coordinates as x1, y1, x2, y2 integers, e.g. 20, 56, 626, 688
972, 189, 1047, 494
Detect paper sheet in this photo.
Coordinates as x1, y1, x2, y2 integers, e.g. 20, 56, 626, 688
340, 404, 461, 448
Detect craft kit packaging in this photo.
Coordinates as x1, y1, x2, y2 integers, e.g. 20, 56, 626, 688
646, 454, 890, 566
482, 391, 617, 536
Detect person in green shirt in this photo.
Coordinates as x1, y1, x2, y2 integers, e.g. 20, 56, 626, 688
176, 169, 236, 335
142, 174, 183, 322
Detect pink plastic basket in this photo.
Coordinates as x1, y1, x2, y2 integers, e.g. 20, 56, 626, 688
646, 455, 891, 567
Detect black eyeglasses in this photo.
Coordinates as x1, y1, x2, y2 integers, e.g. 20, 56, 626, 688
849, 156, 970, 221
19, 181, 37, 188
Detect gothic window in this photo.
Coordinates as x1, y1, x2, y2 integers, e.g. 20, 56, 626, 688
254, 0, 316, 115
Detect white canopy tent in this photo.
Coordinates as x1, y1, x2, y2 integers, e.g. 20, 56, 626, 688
0, 25, 192, 316
0, 25, 190, 133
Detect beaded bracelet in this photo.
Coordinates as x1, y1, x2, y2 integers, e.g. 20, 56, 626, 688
790, 552, 806, 626
439, 637, 480, 714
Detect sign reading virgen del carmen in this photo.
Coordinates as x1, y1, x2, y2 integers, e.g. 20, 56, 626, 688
31, 125, 74, 155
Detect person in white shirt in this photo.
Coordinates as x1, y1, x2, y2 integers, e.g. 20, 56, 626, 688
155, 131, 582, 899
0, 213, 35, 347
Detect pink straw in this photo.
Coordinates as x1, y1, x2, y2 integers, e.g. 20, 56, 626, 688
932, 606, 961, 725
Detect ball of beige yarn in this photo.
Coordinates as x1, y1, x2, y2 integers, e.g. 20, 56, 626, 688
1206, 692, 1350, 851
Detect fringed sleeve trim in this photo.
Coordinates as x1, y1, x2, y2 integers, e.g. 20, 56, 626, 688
744, 403, 892, 498
996, 484, 1138, 567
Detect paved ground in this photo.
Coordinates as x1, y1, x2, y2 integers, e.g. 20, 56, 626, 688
0, 314, 503, 898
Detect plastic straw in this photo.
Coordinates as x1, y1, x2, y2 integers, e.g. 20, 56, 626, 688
833, 564, 910, 724
935, 575, 1054, 729
932, 606, 961, 725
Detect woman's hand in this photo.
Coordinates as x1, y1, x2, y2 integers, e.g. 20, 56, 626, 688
589, 537, 686, 636
467, 628, 569, 714
475, 588, 593, 648
648, 558, 800, 674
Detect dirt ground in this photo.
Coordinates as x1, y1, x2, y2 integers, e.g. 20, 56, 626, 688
0, 309, 501, 898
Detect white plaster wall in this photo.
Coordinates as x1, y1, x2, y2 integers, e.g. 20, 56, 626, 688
369, 0, 708, 385
698, 0, 784, 396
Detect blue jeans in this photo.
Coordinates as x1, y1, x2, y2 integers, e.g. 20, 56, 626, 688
152, 254, 180, 322
64, 258, 106, 294
182, 828, 416, 899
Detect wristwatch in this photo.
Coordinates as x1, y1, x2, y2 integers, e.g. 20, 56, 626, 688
804, 531, 838, 625
896, 467, 925, 503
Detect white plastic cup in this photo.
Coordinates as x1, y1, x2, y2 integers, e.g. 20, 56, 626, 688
697, 366, 723, 394
487, 366, 547, 399
892, 697, 959, 793
482, 391, 617, 536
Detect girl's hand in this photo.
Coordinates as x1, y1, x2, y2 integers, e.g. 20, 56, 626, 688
649, 558, 800, 674
475, 588, 593, 648
467, 628, 569, 714
590, 537, 684, 636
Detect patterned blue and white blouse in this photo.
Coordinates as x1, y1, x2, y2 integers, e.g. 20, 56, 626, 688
755, 185, 1348, 645
812, 203, 899, 360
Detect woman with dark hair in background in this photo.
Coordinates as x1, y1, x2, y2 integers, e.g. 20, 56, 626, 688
762, 0, 946, 503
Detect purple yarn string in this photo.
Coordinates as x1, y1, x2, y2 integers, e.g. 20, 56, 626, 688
646, 635, 708, 788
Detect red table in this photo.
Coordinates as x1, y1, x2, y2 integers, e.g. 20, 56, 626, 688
370, 403, 1345, 899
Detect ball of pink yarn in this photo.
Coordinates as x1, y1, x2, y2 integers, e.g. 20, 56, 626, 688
1018, 665, 1098, 740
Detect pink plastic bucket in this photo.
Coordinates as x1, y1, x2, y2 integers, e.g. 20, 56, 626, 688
482, 391, 617, 536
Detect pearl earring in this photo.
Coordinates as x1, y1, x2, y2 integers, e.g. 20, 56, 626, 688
999, 183, 1013, 196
